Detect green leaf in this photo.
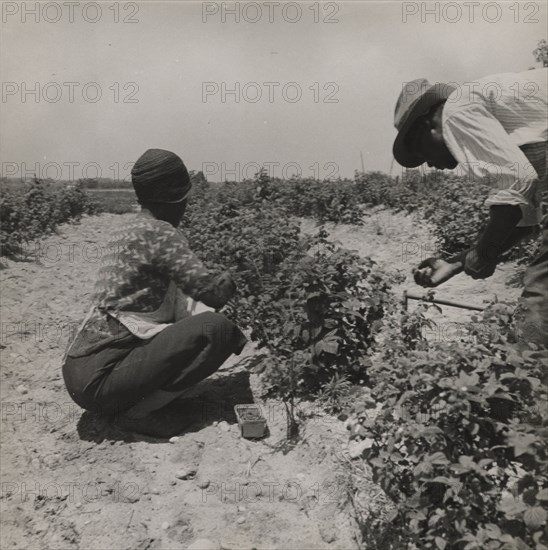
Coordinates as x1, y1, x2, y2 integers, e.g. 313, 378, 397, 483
499, 494, 527, 518
509, 432, 538, 457
484, 523, 501, 539
435, 536, 447, 550
524, 506, 547, 529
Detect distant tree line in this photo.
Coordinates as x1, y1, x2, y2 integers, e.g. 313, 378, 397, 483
77, 170, 208, 189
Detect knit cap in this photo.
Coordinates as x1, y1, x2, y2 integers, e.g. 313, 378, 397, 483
131, 149, 191, 203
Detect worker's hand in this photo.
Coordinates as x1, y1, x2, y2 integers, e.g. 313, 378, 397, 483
413, 257, 463, 288
219, 271, 236, 294
463, 249, 497, 280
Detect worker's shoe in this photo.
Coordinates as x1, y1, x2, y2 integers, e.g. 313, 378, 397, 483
113, 408, 193, 439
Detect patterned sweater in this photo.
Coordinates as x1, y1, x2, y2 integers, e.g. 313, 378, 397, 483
64, 210, 235, 358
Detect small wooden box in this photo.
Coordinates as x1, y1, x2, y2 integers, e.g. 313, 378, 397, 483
234, 405, 267, 439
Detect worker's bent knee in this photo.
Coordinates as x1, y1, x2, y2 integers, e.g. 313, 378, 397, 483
197, 312, 247, 353
197, 311, 234, 335
198, 311, 229, 325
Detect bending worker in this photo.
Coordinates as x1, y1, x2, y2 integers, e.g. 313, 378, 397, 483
392, 68, 547, 349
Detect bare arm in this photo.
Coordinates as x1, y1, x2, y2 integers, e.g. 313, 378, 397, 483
450, 205, 536, 279
414, 206, 537, 287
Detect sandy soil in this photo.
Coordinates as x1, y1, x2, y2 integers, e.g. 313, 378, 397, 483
0, 214, 359, 550
0, 208, 520, 550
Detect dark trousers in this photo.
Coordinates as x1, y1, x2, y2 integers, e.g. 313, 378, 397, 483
62, 312, 247, 414
519, 225, 548, 350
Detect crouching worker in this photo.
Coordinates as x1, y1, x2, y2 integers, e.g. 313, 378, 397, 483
62, 149, 247, 437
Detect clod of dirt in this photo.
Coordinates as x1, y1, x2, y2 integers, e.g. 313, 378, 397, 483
121, 491, 141, 504
348, 438, 374, 459
176, 467, 197, 480
218, 421, 230, 432
319, 523, 338, 543
187, 539, 219, 550
16, 385, 28, 395
169, 436, 180, 443
161, 522, 170, 530
219, 537, 237, 550
196, 478, 210, 489
236, 516, 246, 525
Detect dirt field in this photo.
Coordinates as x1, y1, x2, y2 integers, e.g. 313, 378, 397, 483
302, 206, 521, 330
0, 209, 520, 550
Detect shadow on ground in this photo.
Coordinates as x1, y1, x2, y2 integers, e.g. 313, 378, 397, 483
76, 368, 256, 444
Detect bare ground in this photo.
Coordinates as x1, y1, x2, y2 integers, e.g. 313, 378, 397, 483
0, 209, 520, 550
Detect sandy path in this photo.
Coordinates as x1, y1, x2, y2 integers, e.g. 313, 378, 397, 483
0, 214, 359, 550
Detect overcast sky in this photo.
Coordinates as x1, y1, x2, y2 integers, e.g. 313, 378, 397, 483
1, 1, 546, 182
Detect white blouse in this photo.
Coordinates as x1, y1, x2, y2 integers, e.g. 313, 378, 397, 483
442, 68, 547, 227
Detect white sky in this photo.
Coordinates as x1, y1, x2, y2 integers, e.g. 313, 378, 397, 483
1, 1, 547, 181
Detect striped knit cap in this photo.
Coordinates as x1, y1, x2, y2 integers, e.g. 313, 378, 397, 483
131, 149, 191, 204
